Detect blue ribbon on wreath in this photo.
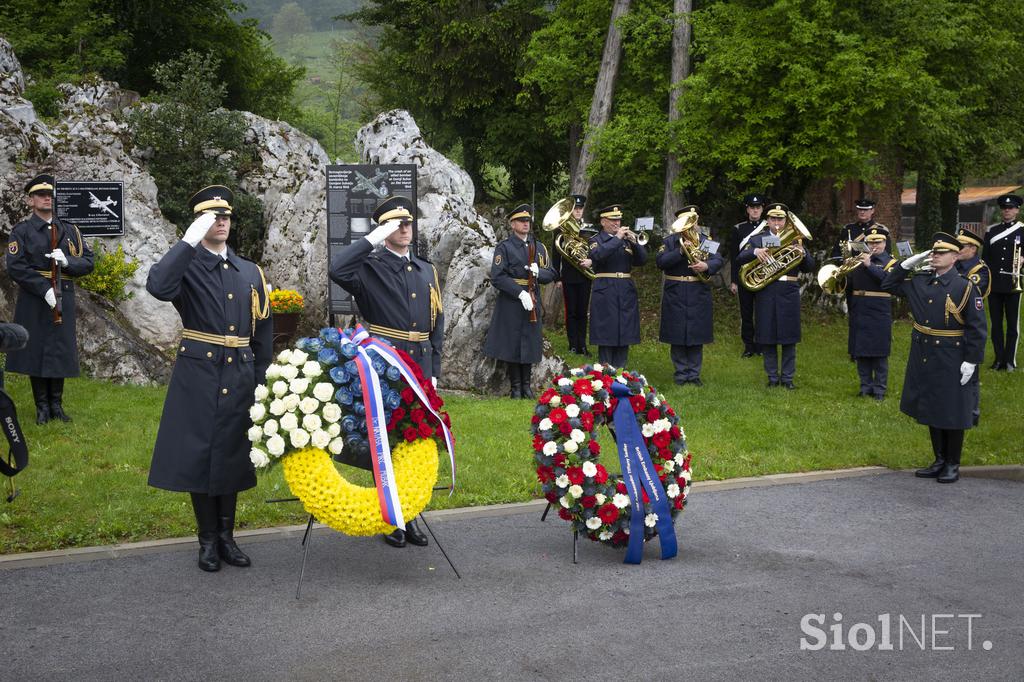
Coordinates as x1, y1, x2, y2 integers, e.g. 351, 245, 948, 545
610, 381, 677, 564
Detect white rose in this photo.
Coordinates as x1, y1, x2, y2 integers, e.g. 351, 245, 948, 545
563, 439, 578, 454
559, 495, 571, 508
663, 459, 675, 472
641, 423, 656, 438
253, 384, 269, 402
613, 493, 630, 509
674, 452, 686, 467
582, 461, 597, 477
539, 418, 553, 431
280, 413, 299, 432
571, 429, 586, 444
313, 382, 334, 402
276, 349, 293, 364
322, 403, 342, 423
282, 394, 301, 412
555, 474, 570, 488
299, 397, 320, 415
568, 484, 583, 498
272, 380, 288, 397
264, 364, 281, 380
329, 437, 344, 455
302, 360, 322, 378
327, 423, 341, 437
289, 428, 310, 448
595, 493, 607, 505
311, 429, 331, 449
681, 469, 692, 483
549, 395, 561, 406
268, 399, 286, 416
542, 441, 558, 456
599, 530, 613, 541
558, 378, 572, 386
667, 483, 680, 498
279, 364, 299, 381
581, 394, 594, 406
247, 425, 263, 443
302, 414, 322, 432
288, 378, 310, 396
289, 350, 309, 366
266, 435, 286, 457
263, 419, 279, 435
249, 447, 270, 468
565, 404, 580, 418
249, 403, 266, 422
644, 513, 658, 528
591, 379, 603, 391
655, 418, 671, 433
592, 363, 603, 371
586, 517, 601, 530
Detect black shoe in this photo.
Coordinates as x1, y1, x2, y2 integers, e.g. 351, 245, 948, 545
580, 347, 591, 357
915, 458, 945, 478
872, 393, 885, 402
383, 528, 406, 547
1006, 364, 1015, 373
937, 463, 960, 483
990, 360, 1004, 370
198, 533, 221, 572
217, 517, 251, 567
47, 378, 72, 423
741, 350, 755, 358
781, 381, 796, 390
404, 518, 428, 546
767, 380, 779, 388
689, 378, 704, 387
520, 364, 535, 399
674, 377, 686, 385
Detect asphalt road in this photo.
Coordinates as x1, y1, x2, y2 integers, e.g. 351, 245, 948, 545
2, 471, 1021, 681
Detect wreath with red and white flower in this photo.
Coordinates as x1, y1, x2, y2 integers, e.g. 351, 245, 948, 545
531, 364, 693, 548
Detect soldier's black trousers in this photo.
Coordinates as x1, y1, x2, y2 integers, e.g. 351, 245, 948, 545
563, 281, 592, 351
928, 426, 964, 462
737, 286, 756, 352
670, 345, 703, 382
855, 356, 888, 396
762, 344, 795, 383
598, 345, 629, 369
988, 291, 1020, 367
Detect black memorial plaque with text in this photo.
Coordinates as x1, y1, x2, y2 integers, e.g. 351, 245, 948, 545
54, 181, 124, 237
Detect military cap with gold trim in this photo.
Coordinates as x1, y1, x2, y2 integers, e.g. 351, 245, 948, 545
997, 193, 1022, 209
572, 194, 587, 208
930, 232, 962, 253
674, 204, 699, 218
24, 173, 54, 195
765, 202, 788, 218
189, 185, 234, 216
864, 225, 889, 242
509, 203, 533, 221
372, 195, 415, 224
956, 225, 983, 248
597, 204, 624, 220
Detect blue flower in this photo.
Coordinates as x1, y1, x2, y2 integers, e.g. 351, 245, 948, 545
321, 327, 341, 346
335, 387, 354, 406
340, 342, 357, 359
385, 366, 401, 381
318, 348, 339, 366
340, 414, 358, 433
344, 360, 358, 375
371, 357, 386, 376
295, 337, 316, 352
350, 377, 362, 395
352, 402, 366, 417
329, 366, 348, 384
384, 389, 402, 409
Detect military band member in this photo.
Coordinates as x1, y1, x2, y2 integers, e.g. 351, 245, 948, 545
552, 194, 594, 356
955, 225, 991, 299
656, 205, 724, 386
735, 203, 815, 389
730, 194, 765, 357
147, 186, 273, 571
846, 226, 896, 400
588, 204, 647, 368
882, 233, 987, 484
483, 204, 556, 399
981, 194, 1022, 370
330, 195, 444, 549
6, 174, 95, 424
831, 197, 882, 260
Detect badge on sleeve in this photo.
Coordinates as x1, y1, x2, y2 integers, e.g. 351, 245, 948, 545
7, 241, 17, 255
494, 254, 502, 265
975, 297, 983, 310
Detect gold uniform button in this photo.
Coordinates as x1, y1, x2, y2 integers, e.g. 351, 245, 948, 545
411, 292, 417, 299
407, 265, 413, 272
229, 325, 236, 331
412, 322, 418, 328
227, 356, 233, 363
222, 388, 229, 395
222, 263, 229, 269
180, 346, 186, 351
928, 299, 933, 303
206, 351, 213, 358
227, 293, 234, 300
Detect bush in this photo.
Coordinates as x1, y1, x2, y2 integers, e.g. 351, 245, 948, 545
78, 243, 141, 305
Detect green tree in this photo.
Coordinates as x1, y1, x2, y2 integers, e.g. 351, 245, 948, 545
272, 2, 313, 44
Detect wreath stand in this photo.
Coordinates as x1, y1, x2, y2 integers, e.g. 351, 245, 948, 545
539, 503, 579, 564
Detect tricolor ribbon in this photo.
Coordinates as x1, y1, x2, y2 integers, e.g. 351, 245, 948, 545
343, 324, 456, 530
610, 381, 677, 564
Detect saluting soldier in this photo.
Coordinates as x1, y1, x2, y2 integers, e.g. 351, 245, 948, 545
955, 225, 991, 299
588, 204, 647, 369
831, 197, 883, 260
147, 186, 273, 571
330, 195, 444, 549
729, 194, 765, 357
846, 226, 896, 400
981, 194, 1022, 371
735, 203, 816, 389
656, 205, 724, 386
483, 204, 556, 399
6, 174, 95, 424
881, 233, 987, 484
552, 194, 594, 356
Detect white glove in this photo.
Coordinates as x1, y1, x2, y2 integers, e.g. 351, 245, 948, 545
526, 262, 539, 277
183, 212, 216, 247
959, 362, 975, 386
366, 219, 402, 247
901, 250, 931, 270
44, 288, 57, 309
431, 377, 438, 389
47, 249, 68, 267
518, 290, 534, 312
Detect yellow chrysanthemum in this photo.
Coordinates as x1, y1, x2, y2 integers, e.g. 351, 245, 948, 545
281, 438, 439, 536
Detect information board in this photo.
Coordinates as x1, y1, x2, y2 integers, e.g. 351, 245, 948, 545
54, 181, 124, 237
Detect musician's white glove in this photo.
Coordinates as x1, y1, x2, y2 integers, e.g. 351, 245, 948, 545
431, 377, 437, 389
526, 262, 539, 277
518, 290, 534, 312
46, 249, 68, 267
366, 219, 402, 247
959, 362, 975, 386
44, 288, 57, 309
901, 250, 931, 270
183, 212, 216, 247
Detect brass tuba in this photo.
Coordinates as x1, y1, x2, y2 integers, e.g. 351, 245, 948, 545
817, 241, 866, 295
542, 198, 596, 279
670, 208, 711, 282
739, 211, 812, 291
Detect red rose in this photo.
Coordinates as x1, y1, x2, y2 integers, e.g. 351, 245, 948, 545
654, 462, 663, 474
401, 387, 416, 404
674, 497, 684, 510
573, 379, 593, 395
410, 408, 426, 424
588, 440, 601, 455
647, 408, 661, 422
612, 530, 628, 544
594, 463, 608, 483
561, 394, 576, 404
629, 395, 646, 413
442, 413, 451, 428
559, 421, 572, 435
598, 503, 619, 524
392, 407, 406, 422
666, 407, 676, 417
558, 508, 573, 521
532, 435, 544, 452
670, 425, 681, 439
417, 422, 433, 438
539, 388, 556, 404
550, 408, 567, 424
684, 453, 692, 468
566, 467, 584, 485
545, 491, 558, 504
676, 476, 687, 488
580, 412, 595, 431
660, 447, 672, 460
553, 453, 567, 467
580, 495, 597, 508
531, 415, 540, 425
536, 465, 553, 483
616, 481, 627, 494
653, 431, 671, 448
592, 402, 605, 415
429, 394, 443, 410
402, 427, 418, 442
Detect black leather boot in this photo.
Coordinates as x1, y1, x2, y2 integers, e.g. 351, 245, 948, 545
520, 364, 535, 399
507, 363, 522, 399
190, 493, 220, 572
215, 493, 251, 567
937, 431, 963, 484
47, 378, 72, 423
383, 528, 406, 547
30, 376, 50, 425
916, 427, 945, 478
404, 517, 428, 546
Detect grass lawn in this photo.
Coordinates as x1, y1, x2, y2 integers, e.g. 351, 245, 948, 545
1, 292, 1021, 553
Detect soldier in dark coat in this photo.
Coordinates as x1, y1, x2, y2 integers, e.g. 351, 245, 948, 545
830, 197, 887, 260
656, 205, 724, 386
147, 186, 273, 571
588, 204, 647, 369
735, 203, 815, 389
5, 174, 95, 424
484, 204, 557, 399
552, 194, 594, 356
981, 193, 1022, 370
882, 233, 987, 484
729, 194, 765, 357
845, 226, 896, 400
329, 195, 443, 549
955, 225, 991, 299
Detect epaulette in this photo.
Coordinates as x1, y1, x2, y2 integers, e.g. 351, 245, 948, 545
883, 258, 898, 272
967, 261, 991, 298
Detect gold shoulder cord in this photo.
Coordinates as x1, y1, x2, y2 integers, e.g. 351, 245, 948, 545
967, 263, 992, 298
68, 225, 84, 257
429, 265, 443, 331
944, 283, 972, 326
251, 265, 271, 331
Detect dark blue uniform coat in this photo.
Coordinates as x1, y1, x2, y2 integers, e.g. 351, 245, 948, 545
330, 238, 444, 379
483, 236, 556, 363
5, 215, 95, 377
588, 231, 647, 346
656, 233, 723, 345
955, 255, 991, 299
735, 234, 815, 345
846, 252, 895, 358
146, 242, 273, 495
881, 265, 987, 430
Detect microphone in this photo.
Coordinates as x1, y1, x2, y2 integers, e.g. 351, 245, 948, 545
0, 322, 29, 353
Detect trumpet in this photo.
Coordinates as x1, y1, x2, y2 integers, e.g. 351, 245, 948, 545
621, 228, 649, 246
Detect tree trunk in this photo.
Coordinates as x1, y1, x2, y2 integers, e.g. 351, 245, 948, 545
661, 0, 692, 230
572, 0, 631, 198
914, 170, 941, 250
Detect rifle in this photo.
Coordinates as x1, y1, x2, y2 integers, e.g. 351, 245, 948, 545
50, 222, 63, 324
527, 236, 538, 323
